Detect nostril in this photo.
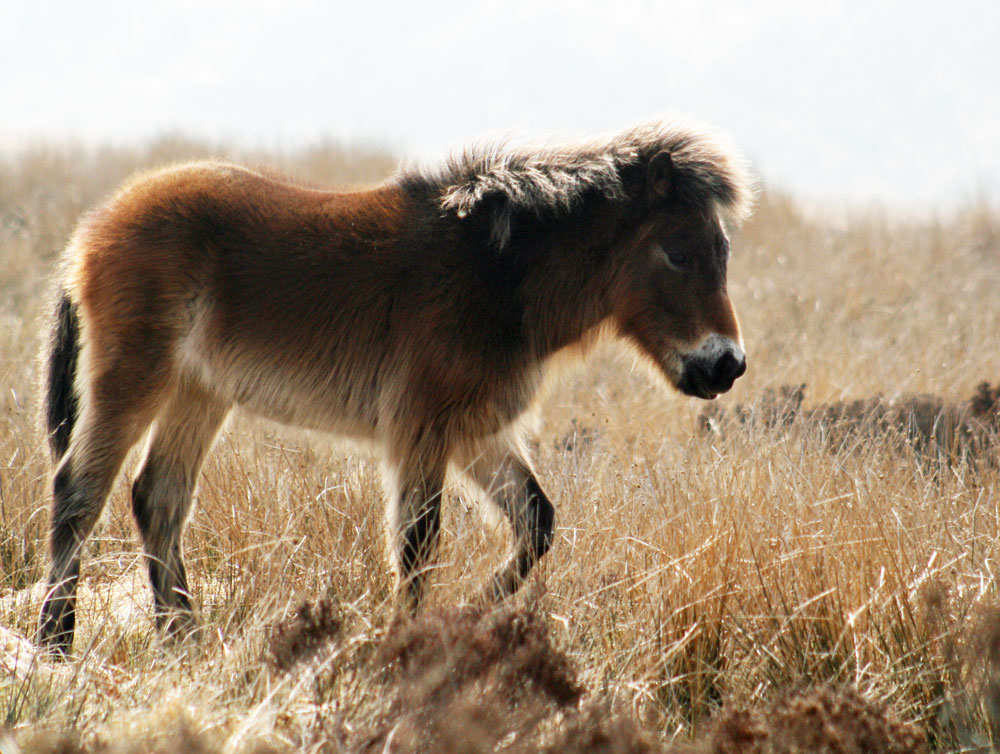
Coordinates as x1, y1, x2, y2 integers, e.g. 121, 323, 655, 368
713, 352, 746, 385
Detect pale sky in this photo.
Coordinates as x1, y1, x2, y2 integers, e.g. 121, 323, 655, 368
3, 0, 998, 208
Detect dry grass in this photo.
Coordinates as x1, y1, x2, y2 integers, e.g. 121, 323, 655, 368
1, 140, 999, 752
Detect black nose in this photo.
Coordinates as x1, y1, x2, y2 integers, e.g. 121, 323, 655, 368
713, 351, 747, 387
678, 351, 747, 399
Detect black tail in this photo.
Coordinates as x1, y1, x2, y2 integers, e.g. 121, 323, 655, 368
45, 293, 81, 461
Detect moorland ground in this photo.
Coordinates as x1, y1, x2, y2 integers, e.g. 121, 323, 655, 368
1, 140, 999, 753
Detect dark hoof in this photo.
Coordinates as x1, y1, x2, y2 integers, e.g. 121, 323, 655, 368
38, 604, 76, 659
37, 625, 74, 660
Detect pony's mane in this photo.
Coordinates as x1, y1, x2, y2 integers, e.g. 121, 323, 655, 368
397, 119, 756, 248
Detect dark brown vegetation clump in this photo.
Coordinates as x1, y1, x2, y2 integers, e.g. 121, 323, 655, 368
377, 605, 583, 709
688, 686, 926, 754
355, 605, 583, 752
969, 381, 1000, 419
763, 686, 926, 754
265, 594, 345, 673
698, 384, 805, 436
700, 381, 1000, 466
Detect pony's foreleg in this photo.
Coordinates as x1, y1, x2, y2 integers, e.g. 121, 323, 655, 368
131, 380, 229, 637
384, 446, 447, 611
461, 442, 555, 601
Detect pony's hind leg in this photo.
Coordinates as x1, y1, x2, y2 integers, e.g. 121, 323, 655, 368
459, 439, 555, 601
39, 381, 164, 655
131, 379, 229, 638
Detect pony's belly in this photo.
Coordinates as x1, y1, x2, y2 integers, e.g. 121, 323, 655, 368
184, 343, 380, 437
233, 379, 378, 437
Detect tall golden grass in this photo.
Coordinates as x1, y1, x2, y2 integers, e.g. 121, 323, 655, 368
1, 139, 998, 752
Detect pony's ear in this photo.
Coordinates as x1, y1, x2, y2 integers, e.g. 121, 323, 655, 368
647, 150, 673, 198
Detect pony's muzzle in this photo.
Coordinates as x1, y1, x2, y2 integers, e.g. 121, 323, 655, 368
677, 336, 746, 399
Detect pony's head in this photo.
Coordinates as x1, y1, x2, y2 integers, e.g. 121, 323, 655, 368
611, 122, 755, 399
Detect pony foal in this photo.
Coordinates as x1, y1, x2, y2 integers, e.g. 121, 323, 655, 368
38, 120, 754, 654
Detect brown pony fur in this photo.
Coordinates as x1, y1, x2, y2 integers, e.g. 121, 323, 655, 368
38, 120, 754, 653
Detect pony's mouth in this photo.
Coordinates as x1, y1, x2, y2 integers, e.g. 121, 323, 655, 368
677, 377, 719, 401
686, 385, 719, 400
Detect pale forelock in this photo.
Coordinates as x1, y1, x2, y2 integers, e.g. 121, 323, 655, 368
398, 118, 756, 248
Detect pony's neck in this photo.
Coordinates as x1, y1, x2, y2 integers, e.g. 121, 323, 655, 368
518, 216, 628, 362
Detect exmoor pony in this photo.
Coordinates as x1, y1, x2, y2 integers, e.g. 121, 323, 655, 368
38, 120, 754, 653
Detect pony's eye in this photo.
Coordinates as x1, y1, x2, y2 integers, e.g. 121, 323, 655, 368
652, 242, 689, 270
667, 250, 688, 268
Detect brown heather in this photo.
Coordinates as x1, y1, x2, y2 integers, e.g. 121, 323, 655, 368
699, 381, 1000, 468
1, 140, 999, 752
